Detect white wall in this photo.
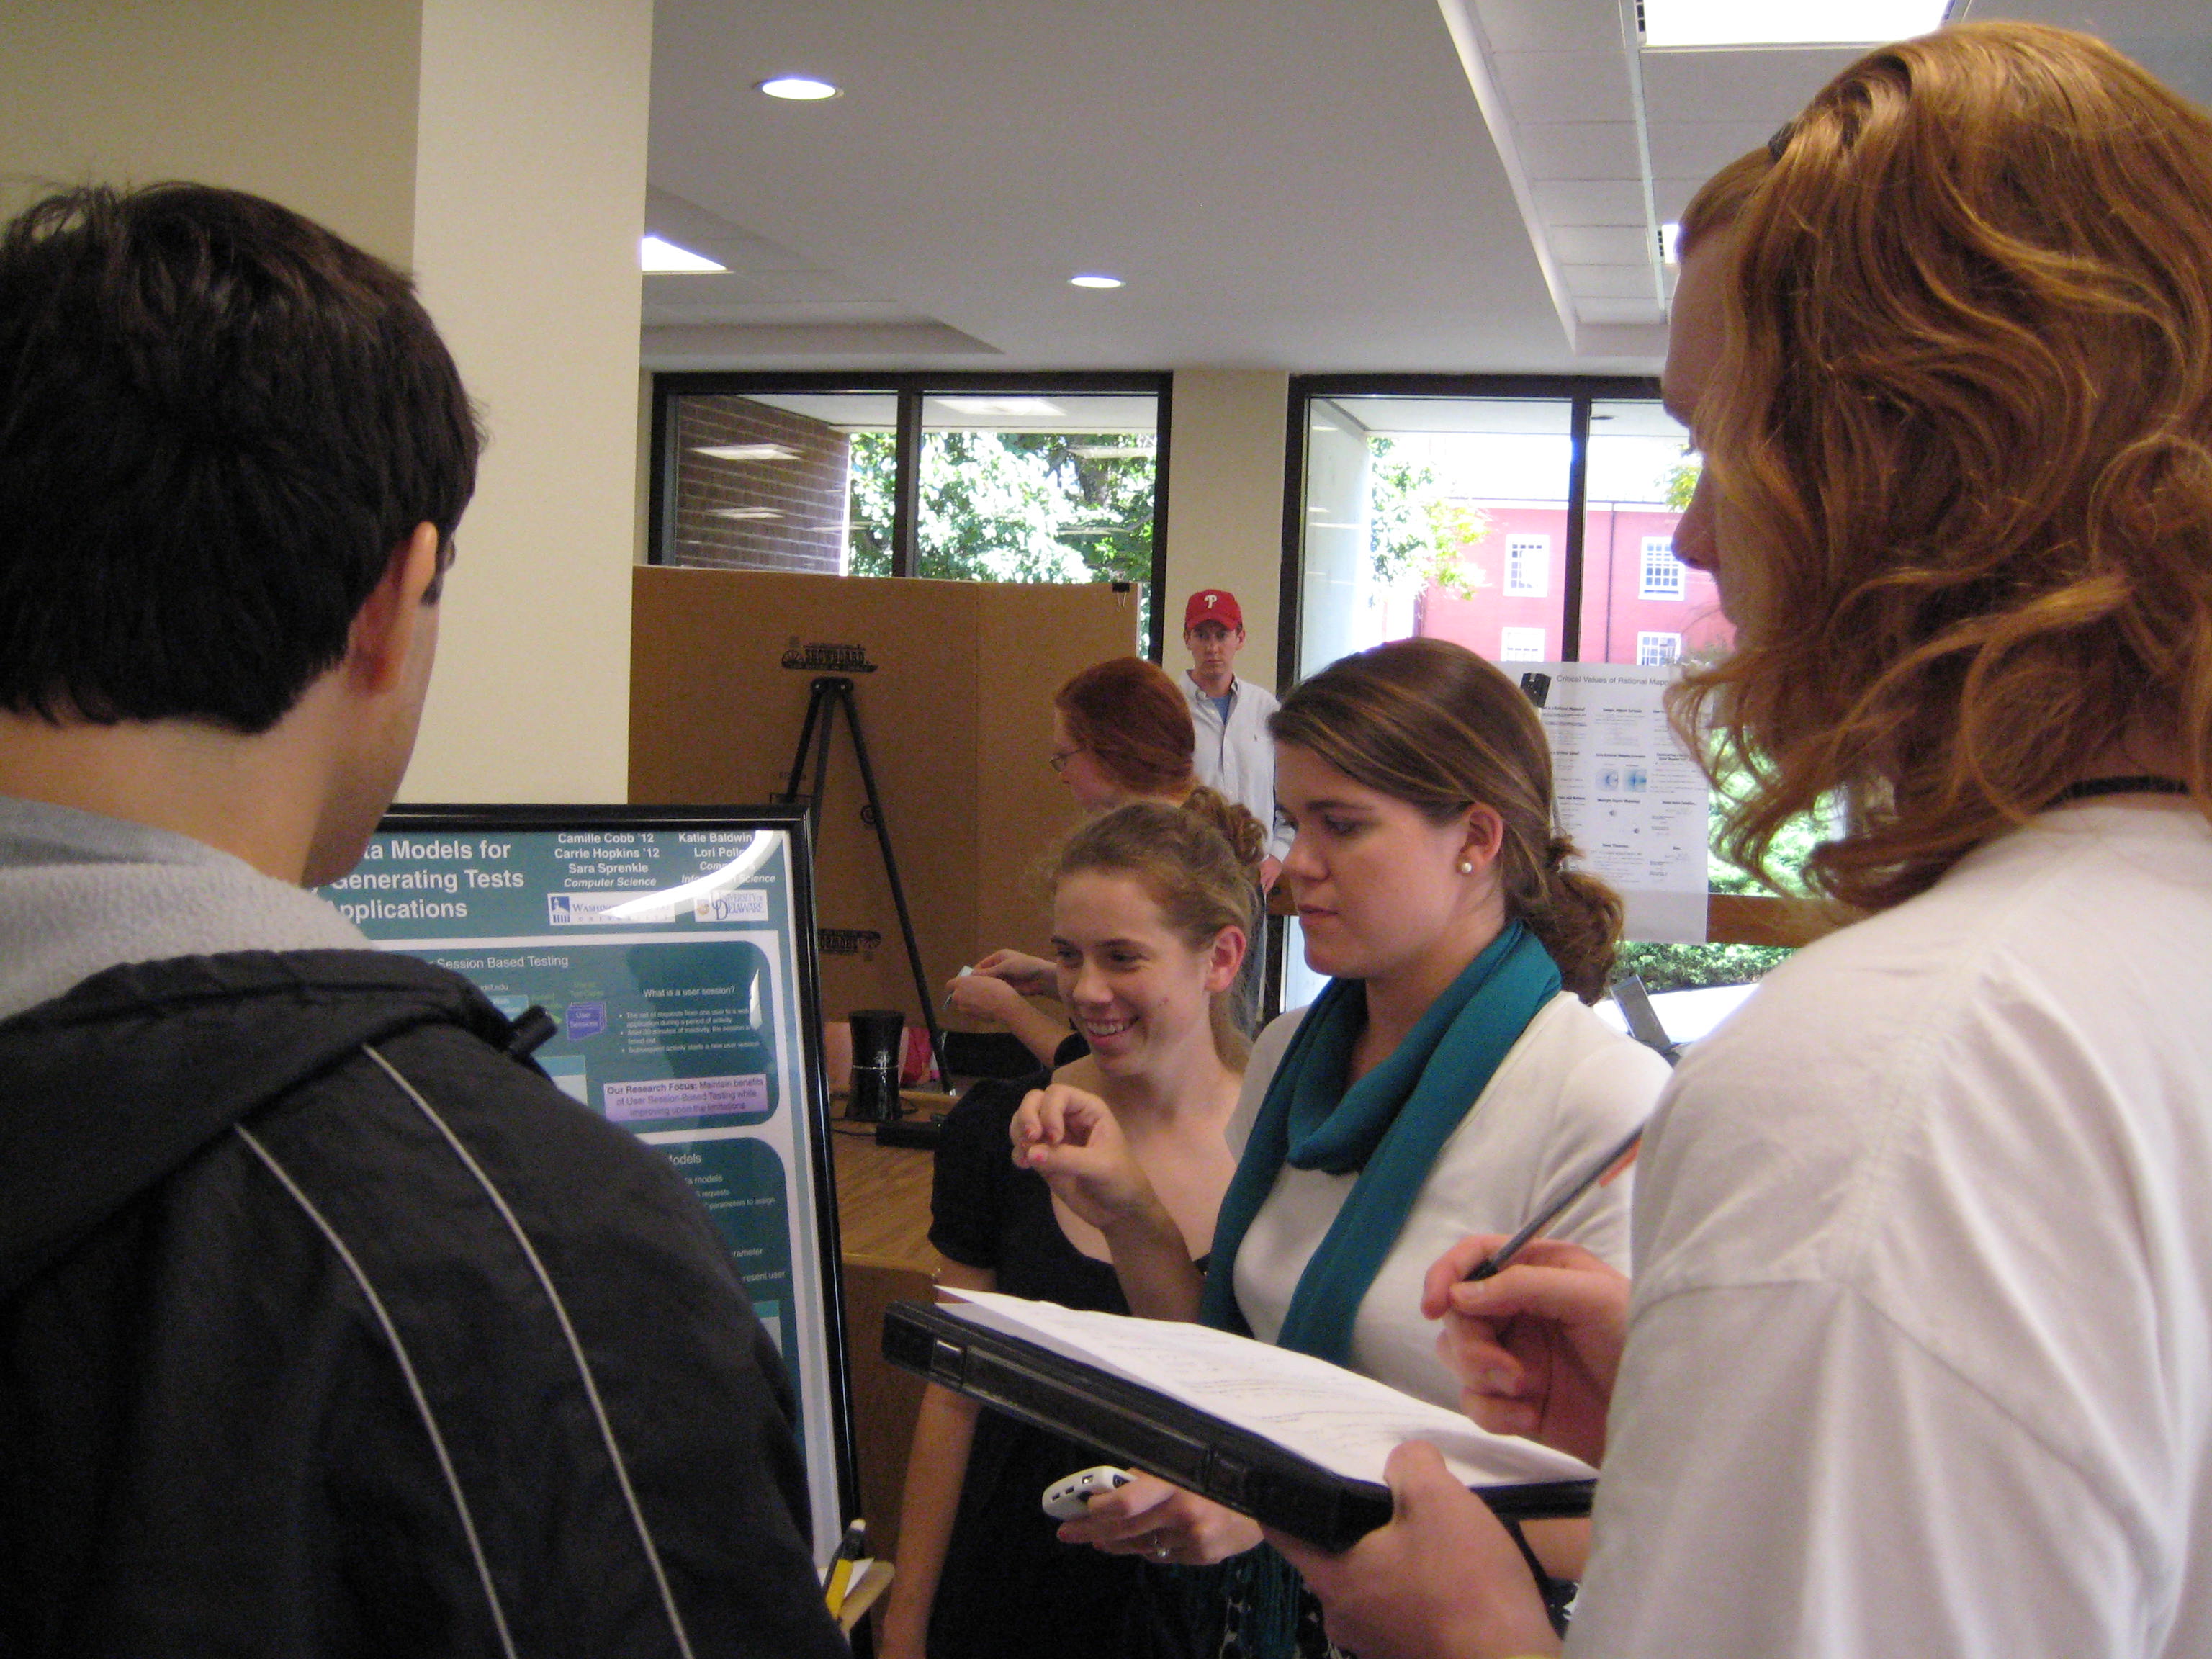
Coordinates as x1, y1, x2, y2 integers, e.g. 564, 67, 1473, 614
403, 0, 653, 802
1164, 369, 1290, 691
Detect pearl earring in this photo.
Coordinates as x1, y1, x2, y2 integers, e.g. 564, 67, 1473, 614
1457, 859, 1474, 875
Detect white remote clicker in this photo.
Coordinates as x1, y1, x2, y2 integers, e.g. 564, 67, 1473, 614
1041, 1465, 1133, 1519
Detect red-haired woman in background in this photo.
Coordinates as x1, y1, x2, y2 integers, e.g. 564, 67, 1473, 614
950, 656, 1267, 1065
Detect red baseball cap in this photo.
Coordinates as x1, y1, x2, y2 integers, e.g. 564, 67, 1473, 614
1184, 589, 1244, 631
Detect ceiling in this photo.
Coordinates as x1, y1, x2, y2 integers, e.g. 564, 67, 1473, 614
642, 0, 2212, 377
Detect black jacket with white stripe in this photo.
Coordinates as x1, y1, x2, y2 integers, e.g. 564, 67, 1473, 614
0, 949, 849, 1659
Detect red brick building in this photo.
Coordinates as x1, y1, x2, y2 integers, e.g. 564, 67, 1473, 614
1416, 499, 1733, 667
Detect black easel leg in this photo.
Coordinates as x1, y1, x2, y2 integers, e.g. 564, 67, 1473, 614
775, 674, 949, 1084
832, 681, 948, 1081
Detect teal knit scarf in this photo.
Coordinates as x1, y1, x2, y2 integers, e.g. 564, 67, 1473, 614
1196, 920, 1560, 1364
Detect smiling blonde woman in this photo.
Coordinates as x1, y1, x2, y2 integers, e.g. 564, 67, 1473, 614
882, 803, 1254, 1659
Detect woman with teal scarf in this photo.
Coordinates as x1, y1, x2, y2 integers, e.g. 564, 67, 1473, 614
1013, 639, 1671, 1658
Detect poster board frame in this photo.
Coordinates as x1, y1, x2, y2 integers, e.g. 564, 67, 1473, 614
342, 800, 858, 1561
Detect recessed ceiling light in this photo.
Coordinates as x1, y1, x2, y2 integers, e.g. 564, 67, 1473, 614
641, 235, 725, 274
757, 75, 840, 100
692, 443, 801, 462
1642, 0, 1947, 48
1069, 274, 1124, 289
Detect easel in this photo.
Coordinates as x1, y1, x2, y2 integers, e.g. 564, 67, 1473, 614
778, 675, 946, 1082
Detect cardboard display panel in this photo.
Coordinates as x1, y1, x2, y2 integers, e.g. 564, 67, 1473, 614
631, 567, 1141, 1027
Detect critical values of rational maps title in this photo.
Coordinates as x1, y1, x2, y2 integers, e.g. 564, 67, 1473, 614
323, 835, 525, 922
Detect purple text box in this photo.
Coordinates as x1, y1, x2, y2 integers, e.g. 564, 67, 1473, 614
602, 1074, 770, 1123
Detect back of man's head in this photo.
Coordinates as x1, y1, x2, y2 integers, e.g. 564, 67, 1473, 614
0, 183, 479, 735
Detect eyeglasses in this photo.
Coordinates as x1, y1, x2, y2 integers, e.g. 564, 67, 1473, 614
1048, 747, 1087, 774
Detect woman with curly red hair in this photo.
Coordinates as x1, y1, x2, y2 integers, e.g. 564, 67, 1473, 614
1285, 24, 2212, 1659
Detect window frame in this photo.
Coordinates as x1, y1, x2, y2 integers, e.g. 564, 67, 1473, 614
1639, 535, 1685, 600
1276, 373, 1660, 691
649, 369, 1175, 661
1274, 374, 1835, 956
1503, 534, 1551, 598
1498, 624, 1548, 661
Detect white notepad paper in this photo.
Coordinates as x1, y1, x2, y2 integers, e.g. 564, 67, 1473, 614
941, 1287, 1594, 1489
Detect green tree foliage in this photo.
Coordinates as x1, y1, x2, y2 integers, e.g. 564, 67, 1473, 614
1616, 758, 1832, 994
1616, 938, 1794, 994
1663, 451, 1700, 511
1367, 437, 1493, 601
845, 431, 1156, 585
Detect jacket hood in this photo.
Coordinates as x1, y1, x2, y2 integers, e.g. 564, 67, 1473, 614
0, 949, 518, 1300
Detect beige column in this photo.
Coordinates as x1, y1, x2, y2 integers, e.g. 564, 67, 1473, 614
0, 0, 655, 804
1164, 369, 1292, 690
404, 0, 652, 802
0, 1, 421, 262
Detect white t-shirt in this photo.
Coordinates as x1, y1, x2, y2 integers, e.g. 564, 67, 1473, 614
1229, 991, 1668, 1409
1571, 801, 2212, 1658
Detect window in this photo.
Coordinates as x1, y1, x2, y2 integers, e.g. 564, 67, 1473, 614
1505, 534, 1550, 597
1498, 626, 1547, 662
1295, 395, 1577, 678
1640, 536, 1685, 599
1289, 382, 1801, 999
652, 373, 1169, 657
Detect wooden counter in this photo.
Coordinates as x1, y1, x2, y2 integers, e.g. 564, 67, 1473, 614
828, 1124, 943, 1274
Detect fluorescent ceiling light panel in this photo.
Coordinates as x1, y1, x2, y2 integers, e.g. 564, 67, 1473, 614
692, 443, 801, 462
936, 397, 1066, 418
757, 75, 840, 100
1069, 274, 1124, 289
640, 235, 726, 273
1642, 0, 1947, 47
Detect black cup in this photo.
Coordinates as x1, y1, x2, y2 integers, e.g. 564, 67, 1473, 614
847, 1008, 906, 1122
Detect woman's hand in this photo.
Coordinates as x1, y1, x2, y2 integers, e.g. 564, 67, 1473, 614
1267, 1442, 1560, 1659
1055, 1472, 1262, 1566
971, 948, 1058, 999
1009, 1084, 1162, 1232
943, 968, 1030, 1026
1420, 1235, 1629, 1469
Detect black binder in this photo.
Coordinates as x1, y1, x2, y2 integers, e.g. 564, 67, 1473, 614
883, 1299, 1594, 1552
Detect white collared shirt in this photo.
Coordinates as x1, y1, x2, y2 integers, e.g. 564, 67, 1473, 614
1181, 671, 1291, 860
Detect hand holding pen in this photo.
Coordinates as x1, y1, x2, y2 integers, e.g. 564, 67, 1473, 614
1421, 1233, 1628, 1470
1414, 1098, 1645, 1464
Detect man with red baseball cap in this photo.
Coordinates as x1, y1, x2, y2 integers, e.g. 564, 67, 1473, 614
1179, 588, 1290, 889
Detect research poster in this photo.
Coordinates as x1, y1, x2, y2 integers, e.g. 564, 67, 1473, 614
1519, 664, 1711, 943
319, 809, 848, 1560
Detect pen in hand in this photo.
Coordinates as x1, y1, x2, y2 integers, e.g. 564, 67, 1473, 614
1465, 1123, 1644, 1282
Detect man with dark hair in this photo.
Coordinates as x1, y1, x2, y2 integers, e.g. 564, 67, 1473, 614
0, 184, 847, 1658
